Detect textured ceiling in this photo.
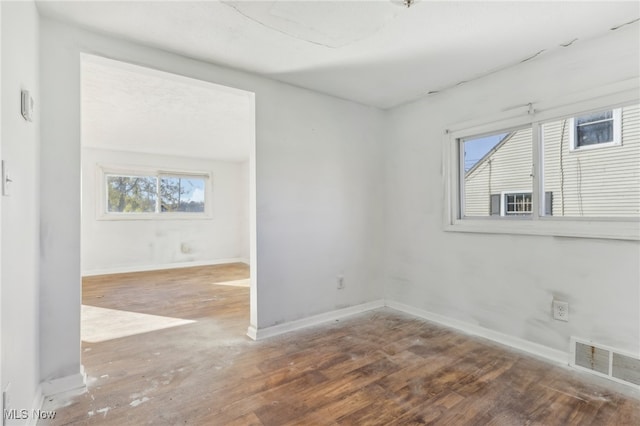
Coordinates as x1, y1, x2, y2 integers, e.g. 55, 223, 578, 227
39, 1, 640, 108
81, 55, 254, 160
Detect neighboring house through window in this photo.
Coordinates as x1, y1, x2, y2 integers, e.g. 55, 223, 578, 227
445, 94, 638, 240
569, 108, 621, 150
489, 191, 552, 216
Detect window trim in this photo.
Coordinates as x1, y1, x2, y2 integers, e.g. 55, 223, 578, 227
443, 81, 640, 241
569, 108, 622, 151
98, 165, 213, 221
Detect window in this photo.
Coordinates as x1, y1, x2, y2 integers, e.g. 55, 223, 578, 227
107, 175, 157, 213
569, 108, 621, 150
102, 168, 210, 218
444, 89, 639, 240
462, 128, 532, 218
543, 107, 635, 218
502, 192, 532, 216
160, 176, 206, 213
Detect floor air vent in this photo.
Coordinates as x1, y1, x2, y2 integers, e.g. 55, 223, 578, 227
571, 337, 640, 388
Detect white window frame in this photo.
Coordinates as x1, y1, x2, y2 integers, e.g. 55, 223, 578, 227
98, 165, 213, 220
569, 108, 622, 151
501, 191, 533, 216
443, 80, 640, 241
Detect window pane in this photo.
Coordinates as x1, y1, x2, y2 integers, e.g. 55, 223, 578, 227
463, 128, 532, 217
160, 176, 206, 213
504, 193, 532, 215
576, 121, 613, 146
542, 104, 639, 217
107, 175, 157, 213
575, 110, 612, 126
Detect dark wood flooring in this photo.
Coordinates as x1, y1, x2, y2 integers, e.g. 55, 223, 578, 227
41, 264, 639, 425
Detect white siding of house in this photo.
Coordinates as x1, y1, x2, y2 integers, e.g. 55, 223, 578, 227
543, 104, 639, 217
465, 104, 639, 218
464, 128, 533, 216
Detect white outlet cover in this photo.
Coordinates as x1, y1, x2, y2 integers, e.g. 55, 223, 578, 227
553, 300, 569, 322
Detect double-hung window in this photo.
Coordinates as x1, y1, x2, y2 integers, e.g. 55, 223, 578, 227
101, 167, 211, 219
569, 109, 621, 150
445, 86, 639, 240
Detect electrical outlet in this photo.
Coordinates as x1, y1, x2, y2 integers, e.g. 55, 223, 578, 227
337, 275, 345, 290
553, 300, 569, 322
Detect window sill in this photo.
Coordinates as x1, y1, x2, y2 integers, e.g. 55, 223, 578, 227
569, 140, 621, 152
98, 213, 212, 221
445, 217, 640, 241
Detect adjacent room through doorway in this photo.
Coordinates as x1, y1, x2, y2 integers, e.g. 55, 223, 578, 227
79, 54, 256, 366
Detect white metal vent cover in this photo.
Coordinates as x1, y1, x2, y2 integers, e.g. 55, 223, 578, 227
570, 337, 640, 389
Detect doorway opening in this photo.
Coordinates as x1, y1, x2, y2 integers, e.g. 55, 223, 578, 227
79, 54, 256, 369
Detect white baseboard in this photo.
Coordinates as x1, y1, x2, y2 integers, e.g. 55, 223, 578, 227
82, 258, 247, 277
245, 299, 568, 367
26, 387, 44, 426
385, 300, 569, 366
247, 300, 385, 340
39, 367, 87, 399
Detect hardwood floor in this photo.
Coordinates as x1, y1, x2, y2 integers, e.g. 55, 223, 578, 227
42, 264, 639, 425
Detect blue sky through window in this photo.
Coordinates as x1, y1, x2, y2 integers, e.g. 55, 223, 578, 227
160, 176, 206, 212
463, 133, 508, 172
181, 178, 205, 202
162, 177, 205, 202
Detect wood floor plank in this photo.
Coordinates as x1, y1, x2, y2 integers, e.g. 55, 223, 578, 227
41, 265, 639, 425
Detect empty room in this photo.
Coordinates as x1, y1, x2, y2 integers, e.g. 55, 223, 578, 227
1, 1, 639, 425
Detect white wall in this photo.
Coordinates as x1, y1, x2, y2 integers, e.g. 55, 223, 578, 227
384, 25, 640, 355
35, 1, 638, 401
1, 0, 41, 419
239, 160, 250, 262
39, 18, 386, 388
81, 148, 248, 275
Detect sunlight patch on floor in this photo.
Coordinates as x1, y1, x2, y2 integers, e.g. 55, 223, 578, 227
212, 279, 250, 287
82, 305, 196, 343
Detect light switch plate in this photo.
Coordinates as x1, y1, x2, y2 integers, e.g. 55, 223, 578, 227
2, 161, 11, 196
21, 89, 34, 122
